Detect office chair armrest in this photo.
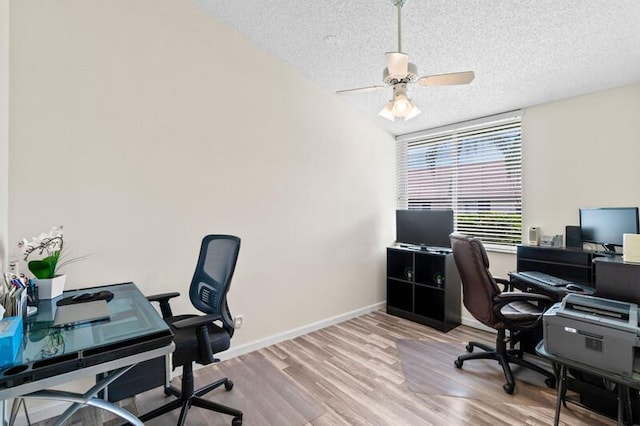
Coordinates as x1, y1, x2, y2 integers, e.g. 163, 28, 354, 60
147, 292, 181, 318
171, 313, 221, 330
494, 277, 512, 292
493, 291, 554, 309
172, 313, 223, 365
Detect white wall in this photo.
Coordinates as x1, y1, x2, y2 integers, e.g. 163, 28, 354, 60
0, 0, 8, 270
8, 0, 395, 347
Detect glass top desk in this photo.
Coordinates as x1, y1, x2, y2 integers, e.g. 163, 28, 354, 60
0, 282, 174, 426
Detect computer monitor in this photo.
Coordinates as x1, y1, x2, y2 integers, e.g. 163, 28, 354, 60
579, 207, 639, 253
396, 209, 454, 248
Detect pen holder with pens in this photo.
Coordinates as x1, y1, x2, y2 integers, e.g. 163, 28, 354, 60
27, 281, 39, 306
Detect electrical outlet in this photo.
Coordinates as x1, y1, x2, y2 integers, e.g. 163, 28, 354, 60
234, 315, 244, 329
8, 260, 19, 274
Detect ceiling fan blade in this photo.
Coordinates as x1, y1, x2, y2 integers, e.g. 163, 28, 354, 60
417, 71, 475, 87
386, 52, 409, 78
336, 85, 385, 95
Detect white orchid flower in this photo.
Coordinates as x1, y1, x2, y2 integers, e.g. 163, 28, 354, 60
50, 226, 63, 238
18, 238, 29, 252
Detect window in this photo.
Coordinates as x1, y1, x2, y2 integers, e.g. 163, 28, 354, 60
397, 112, 522, 249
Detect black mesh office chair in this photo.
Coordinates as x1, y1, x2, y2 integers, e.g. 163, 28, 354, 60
450, 232, 556, 394
141, 234, 243, 426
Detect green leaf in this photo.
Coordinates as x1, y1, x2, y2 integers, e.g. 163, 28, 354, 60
28, 255, 58, 279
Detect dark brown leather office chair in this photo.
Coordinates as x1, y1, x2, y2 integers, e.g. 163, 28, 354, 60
449, 232, 555, 394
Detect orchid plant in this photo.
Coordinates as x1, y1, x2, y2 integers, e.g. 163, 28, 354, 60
18, 226, 80, 279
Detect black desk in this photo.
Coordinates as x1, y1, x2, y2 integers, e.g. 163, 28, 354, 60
0, 282, 174, 425
509, 272, 595, 302
515, 247, 640, 420
536, 341, 638, 426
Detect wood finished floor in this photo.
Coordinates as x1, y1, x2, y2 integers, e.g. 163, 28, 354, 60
31, 310, 614, 425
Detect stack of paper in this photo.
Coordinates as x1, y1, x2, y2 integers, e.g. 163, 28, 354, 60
623, 233, 640, 264
1, 273, 29, 319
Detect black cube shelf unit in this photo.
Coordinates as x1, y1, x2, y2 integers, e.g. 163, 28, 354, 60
386, 246, 461, 332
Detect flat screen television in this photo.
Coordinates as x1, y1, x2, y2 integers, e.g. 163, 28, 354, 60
396, 209, 454, 248
579, 207, 639, 253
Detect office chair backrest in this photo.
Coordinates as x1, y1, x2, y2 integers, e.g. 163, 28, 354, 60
189, 234, 241, 333
450, 232, 502, 328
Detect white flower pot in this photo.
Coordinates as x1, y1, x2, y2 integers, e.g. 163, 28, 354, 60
36, 274, 66, 300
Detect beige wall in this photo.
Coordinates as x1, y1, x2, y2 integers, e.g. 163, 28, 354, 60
522, 83, 640, 237
8, 0, 395, 350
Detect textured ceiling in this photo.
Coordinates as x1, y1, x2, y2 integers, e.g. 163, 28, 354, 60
194, 0, 640, 136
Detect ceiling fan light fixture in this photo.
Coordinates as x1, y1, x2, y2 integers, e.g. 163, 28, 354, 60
379, 102, 396, 121
392, 94, 411, 116
404, 103, 421, 121
378, 83, 421, 121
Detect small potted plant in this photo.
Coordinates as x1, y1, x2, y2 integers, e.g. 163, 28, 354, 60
19, 226, 78, 299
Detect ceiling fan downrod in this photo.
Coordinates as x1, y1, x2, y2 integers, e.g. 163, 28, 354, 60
392, 0, 407, 52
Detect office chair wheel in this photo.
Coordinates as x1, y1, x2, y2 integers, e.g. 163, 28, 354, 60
465, 344, 474, 353
545, 377, 556, 388
503, 383, 515, 394
454, 359, 463, 369
232, 415, 243, 425
225, 380, 234, 391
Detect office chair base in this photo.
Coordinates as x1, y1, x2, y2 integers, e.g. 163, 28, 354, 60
455, 340, 556, 394
137, 365, 243, 426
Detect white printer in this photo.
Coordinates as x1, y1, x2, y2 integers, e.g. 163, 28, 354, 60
543, 293, 640, 378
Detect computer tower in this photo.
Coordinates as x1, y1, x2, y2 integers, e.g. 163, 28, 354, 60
566, 225, 581, 248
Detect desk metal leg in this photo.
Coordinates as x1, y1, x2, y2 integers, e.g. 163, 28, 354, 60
554, 364, 567, 426
8, 399, 19, 426
22, 365, 143, 426
624, 385, 633, 425
8, 398, 30, 426
617, 384, 633, 426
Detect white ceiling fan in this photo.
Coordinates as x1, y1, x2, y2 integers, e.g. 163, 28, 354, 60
336, 0, 475, 122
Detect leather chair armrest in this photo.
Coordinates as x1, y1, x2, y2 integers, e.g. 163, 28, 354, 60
493, 292, 554, 329
493, 291, 555, 314
494, 277, 512, 292
494, 291, 554, 305
146, 292, 180, 318
171, 313, 221, 330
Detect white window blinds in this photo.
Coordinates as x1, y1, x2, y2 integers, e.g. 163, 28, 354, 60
397, 113, 522, 249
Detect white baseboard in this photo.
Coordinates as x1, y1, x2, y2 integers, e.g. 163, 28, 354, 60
12, 301, 386, 425
218, 301, 386, 361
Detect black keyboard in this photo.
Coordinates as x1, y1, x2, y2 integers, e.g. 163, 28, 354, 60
517, 271, 573, 287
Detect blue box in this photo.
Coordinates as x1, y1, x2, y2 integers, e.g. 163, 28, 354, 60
0, 315, 24, 367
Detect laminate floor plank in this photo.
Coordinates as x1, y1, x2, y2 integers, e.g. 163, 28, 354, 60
30, 310, 614, 425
